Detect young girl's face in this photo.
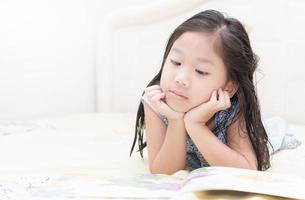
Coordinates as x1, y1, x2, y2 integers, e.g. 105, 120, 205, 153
160, 31, 230, 112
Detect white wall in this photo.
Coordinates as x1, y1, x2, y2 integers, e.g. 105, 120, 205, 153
203, 0, 305, 124
0, 0, 93, 120
96, 0, 305, 124
0, 0, 148, 120
1, 0, 305, 124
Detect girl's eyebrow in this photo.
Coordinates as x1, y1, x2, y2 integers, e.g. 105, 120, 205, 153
197, 57, 214, 66
172, 47, 183, 54
172, 47, 214, 66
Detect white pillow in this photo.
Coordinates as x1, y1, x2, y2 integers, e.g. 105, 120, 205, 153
262, 117, 302, 154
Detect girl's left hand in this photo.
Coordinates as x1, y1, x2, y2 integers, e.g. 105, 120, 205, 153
184, 88, 231, 125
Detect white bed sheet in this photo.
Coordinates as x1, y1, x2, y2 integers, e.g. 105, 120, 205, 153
0, 112, 304, 179
0, 113, 147, 180
268, 123, 305, 177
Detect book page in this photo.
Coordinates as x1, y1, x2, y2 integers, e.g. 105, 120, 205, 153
179, 167, 305, 199
1, 167, 304, 199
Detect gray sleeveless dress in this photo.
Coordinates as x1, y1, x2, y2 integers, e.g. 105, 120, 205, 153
142, 95, 239, 170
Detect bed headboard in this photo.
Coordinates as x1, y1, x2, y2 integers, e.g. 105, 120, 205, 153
96, 0, 305, 125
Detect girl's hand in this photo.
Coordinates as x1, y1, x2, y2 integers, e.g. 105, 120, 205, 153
144, 85, 184, 120
184, 88, 231, 125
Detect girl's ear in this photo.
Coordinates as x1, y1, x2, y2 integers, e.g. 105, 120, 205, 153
224, 81, 238, 98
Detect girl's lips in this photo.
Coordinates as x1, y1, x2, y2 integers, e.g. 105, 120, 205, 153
168, 90, 188, 100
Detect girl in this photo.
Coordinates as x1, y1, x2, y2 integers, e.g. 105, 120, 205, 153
130, 10, 270, 175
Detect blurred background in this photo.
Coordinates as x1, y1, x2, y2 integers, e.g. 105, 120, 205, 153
0, 0, 305, 124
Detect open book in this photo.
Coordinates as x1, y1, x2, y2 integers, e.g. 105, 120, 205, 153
26, 167, 305, 199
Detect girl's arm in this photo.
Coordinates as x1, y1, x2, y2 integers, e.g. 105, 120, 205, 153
144, 103, 187, 175
185, 117, 257, 170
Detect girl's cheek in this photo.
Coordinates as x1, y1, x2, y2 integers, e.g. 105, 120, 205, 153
159, 76, 166, 92
160, 82, 166, 92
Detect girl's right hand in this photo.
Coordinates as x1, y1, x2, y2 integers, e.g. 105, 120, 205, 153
144, 85, 185, 120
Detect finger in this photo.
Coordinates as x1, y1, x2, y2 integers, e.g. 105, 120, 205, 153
218, 88, 225, 104
151, 93, 166, 113
151, 92, 165, 103
210, 90, 217, 101
144, 85, 161, 93
146, 90, 161, 100
145, 85, 162, 101
223, 91, 231, 109
216, 88, 229, 111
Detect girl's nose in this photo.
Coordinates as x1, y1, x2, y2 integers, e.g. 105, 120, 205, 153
174, 72, 189, 87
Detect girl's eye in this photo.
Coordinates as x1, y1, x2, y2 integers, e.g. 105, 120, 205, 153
195, 69, 209, 76
170, 59, 181, 66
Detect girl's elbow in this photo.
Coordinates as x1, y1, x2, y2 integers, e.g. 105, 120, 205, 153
149, 163, 162, 174
150, 168, 166, 175
149, 163, 183, 175
149, 164, 158, 174
149, 165, 172, 175
241, 163, 257, 170
248, 162, 258, 170
239, 156, 258, 170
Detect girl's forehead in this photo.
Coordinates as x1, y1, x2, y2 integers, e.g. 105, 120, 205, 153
169, 32, 225, 69
171, 32, 217, 54
171, 32, 220, 59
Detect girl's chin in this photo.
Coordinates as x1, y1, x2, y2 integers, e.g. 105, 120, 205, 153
166, 102, 190, 113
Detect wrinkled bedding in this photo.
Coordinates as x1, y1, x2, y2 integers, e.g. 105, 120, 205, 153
0, 113, 148, 179
0, 113, 304, 199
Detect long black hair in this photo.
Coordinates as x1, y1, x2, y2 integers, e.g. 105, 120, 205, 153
130, 10, 271, 171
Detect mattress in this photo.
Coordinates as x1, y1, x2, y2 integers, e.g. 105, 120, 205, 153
0, 113, 149, 179
0, 113, 304, 198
